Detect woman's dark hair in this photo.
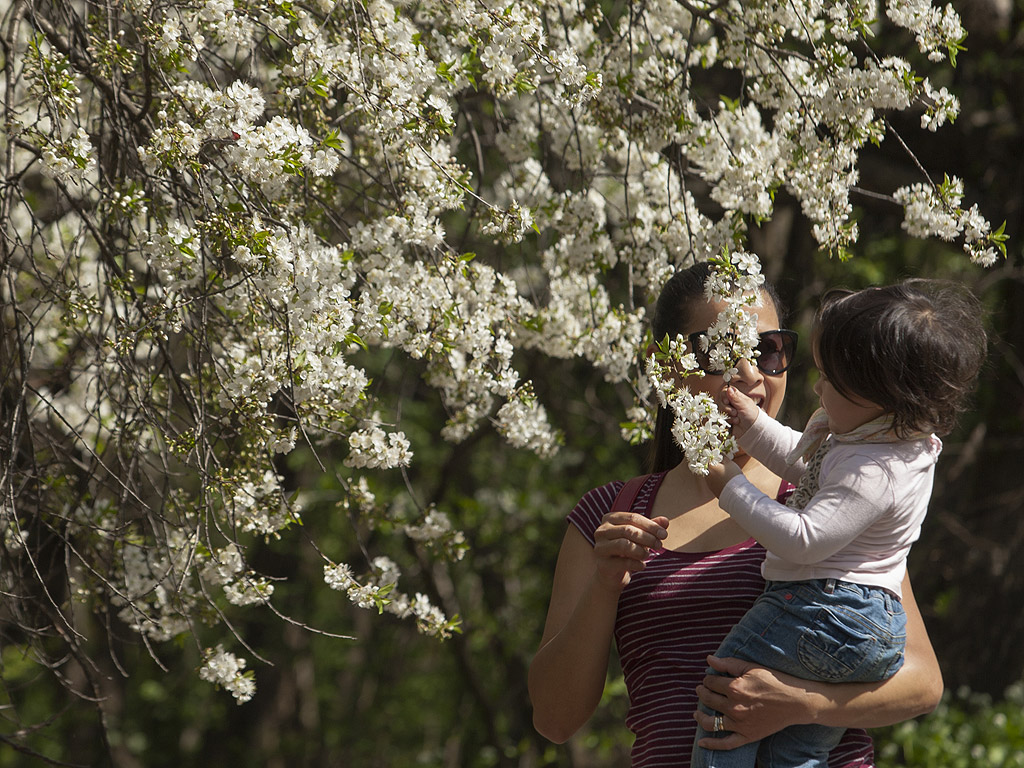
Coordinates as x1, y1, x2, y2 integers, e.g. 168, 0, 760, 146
646, 262, 785, 473
814, 279, 987, 438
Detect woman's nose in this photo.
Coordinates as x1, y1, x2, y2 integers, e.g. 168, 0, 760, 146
732, 357, 763, 385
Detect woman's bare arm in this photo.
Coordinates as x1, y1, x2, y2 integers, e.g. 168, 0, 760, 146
528, 527, 618, 742
694, 572, 943, 749
529, 512, 668, 742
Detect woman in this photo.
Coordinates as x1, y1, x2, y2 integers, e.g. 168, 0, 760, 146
527, 263, 944, 767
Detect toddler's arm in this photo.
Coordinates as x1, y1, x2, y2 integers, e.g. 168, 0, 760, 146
720, 453, 894, 564
705, 459, 742, 497
704, 387, 772, 496
724, 392, 806, 482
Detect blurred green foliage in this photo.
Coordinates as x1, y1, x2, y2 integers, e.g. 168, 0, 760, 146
875, 682, 1024, 768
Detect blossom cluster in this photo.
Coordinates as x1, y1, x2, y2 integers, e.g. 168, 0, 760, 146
346, 423, 414, 470
644, 254, 764, 473
494, 389, 560, 458
324, 556, 457, 638
894, 176, 1005, 266
199, 646, 256, 704
405, 508, 469, 562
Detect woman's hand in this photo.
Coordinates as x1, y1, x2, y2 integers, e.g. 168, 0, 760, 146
592, 511, 669, 592
693, 655, 810, 750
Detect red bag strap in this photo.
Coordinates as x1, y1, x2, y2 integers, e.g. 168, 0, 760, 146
610, 474, 651, 513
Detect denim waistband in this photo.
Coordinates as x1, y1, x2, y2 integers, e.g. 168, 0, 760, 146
766, 578, 902, 603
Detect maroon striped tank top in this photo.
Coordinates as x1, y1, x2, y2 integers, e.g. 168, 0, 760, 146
567, 472, 874, 768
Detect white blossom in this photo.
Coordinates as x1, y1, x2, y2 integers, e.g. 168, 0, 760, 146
345, 424, 413, 469
494, 395, 559, 458
199, 646, 255, 704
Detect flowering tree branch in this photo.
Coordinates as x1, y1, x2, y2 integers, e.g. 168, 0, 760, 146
0, 0, 1004, 727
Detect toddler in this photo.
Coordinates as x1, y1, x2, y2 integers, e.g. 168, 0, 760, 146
691, 280, 987, 768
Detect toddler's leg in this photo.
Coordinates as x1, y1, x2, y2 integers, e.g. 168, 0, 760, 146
757, 723, 845, 768
689, 618, 763, 768
692, 581, 904, 768
689, 698, 759, 768
691, 583, 847, 768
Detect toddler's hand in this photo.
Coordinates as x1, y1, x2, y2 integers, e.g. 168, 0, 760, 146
720, 386, 760, 439
705, 459, 742, 498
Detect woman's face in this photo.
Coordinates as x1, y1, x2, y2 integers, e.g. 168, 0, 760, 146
679, 294, 788, 423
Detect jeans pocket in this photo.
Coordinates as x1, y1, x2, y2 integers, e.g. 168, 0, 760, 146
795, 607, 879, 682
881, 647, 906, 679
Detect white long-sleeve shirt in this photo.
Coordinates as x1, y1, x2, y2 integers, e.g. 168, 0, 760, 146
719, 413, 942, 597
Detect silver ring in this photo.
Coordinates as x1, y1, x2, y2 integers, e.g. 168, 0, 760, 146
713, 713, 724, 733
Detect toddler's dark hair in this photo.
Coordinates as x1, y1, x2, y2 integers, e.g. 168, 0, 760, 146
814, 279, 987, 438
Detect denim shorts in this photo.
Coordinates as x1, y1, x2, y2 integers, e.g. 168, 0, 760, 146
716, 579, 907, 684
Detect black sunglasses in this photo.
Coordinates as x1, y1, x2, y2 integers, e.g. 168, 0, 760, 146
687, 329, 798, 376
